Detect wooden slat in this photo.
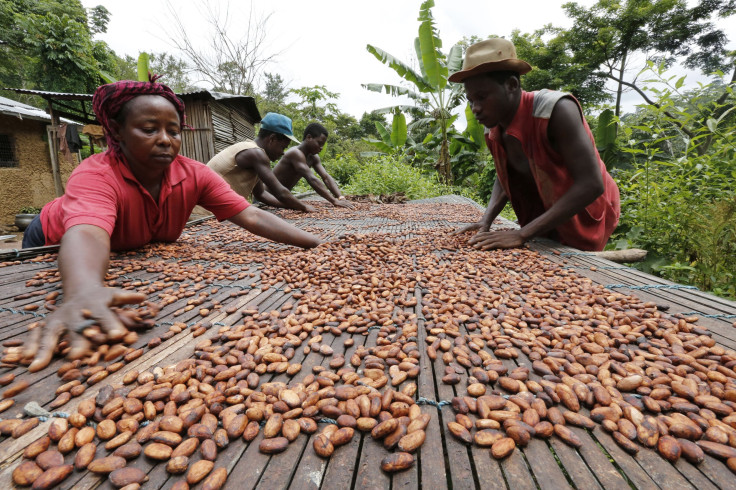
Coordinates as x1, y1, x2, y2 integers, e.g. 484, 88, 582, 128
1, 198, 735, 489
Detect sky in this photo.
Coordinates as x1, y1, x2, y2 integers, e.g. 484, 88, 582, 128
82, 0, 736, 124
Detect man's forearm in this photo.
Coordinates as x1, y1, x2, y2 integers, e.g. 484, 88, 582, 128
480, 180, 508, 231
306, 176, 339, 204
324, 176, 342, 198
255, 189, 289, 209
262, 186, 311, 211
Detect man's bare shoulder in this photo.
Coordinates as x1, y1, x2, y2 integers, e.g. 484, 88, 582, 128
235, 146, 269, 168
285, 147, 306, 161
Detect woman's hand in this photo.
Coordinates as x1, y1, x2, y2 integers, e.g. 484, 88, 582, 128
24, 286, 145, 372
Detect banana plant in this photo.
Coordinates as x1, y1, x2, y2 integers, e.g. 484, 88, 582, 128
363, 0, 464, 184
99, 52, 150, 84
363, 109, 413, 153
410, 103, 488, 186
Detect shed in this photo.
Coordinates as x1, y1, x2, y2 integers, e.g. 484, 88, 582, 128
0, 95, 79, 227
3, 87, 261, 170
178, 90, 261, 164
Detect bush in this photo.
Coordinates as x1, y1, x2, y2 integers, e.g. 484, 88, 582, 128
607, 68, 736, 298
323, 154, 363, 186
344, 153, 469, 201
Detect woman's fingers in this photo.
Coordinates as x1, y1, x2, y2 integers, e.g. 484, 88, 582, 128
95, 307, 128, 342
23, 324, 43, 360
67, 333, 92, 360
109, 290, 147, 307
28, 319, 65, 373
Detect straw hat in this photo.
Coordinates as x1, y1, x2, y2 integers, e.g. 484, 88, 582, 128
448, 38, 532, 83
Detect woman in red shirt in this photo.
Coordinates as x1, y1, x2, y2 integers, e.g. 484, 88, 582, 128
23, 77, 320, 372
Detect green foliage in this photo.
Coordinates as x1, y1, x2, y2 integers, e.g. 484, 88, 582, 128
595, 109, 619, 166
344, 154, 472, 200
363, 0, 466, 184
18, 206, 42, 214
18, 11, 101, 93
508, 30, 609, 107
137, 53, 150, 82
87, 5, 110, 35
322, 154, 363, 186
609, 68, 736, 298
561, 0, 735, 116
112, 53, 195, 92
364, 109, 412, 153
358, 111, 388, 139
0, 0, 121, 98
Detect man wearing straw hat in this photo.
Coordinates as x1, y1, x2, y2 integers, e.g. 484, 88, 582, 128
450, 38, 620, 251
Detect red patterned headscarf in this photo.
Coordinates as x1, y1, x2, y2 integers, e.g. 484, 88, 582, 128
92, 74, 186, 155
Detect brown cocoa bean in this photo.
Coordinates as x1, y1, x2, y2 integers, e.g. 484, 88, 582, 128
380, 452, 414, 473
491, 437, 516, 459
259, 436, 289, 454
30, 464, 73, 490
109, 467, 149, 488
13, 460, 43, 486
186, 459, 214, 485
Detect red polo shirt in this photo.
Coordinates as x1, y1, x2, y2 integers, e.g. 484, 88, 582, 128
40, 151, 249, 250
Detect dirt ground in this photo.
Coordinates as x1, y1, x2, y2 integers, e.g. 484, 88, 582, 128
0, 231, 23, 251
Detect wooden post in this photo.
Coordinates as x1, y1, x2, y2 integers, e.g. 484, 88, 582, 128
46, 102, 64, 197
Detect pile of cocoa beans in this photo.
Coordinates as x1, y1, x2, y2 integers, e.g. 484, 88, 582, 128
2, 205, 735, 489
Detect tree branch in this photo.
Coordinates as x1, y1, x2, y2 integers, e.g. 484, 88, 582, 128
602, 71, 696, 139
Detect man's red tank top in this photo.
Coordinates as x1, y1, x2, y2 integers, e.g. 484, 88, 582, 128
485, 89, 620, 251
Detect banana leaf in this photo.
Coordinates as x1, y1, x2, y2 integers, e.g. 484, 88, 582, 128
366, 45, 433, 93
417, 0, 446, 90
464, 103, 486, 146
375, 121, 392, 146
361, 83, 426, 102
137, 52, 150, 82
362, 138, 393, 153
371, 105, 419, 115
447, 44, 463, 74
391, 112, 407, 147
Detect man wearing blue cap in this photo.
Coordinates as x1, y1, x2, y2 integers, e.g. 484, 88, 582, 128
206, 112, 317, 212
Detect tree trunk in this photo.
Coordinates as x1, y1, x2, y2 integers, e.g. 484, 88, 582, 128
438, 138, 452, 185
614, 49, 628, 120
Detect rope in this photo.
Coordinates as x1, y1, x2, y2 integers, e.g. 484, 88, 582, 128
22, 402, 94, 428
564, 265, 632, 270
604, 284, 699, 291
318, 418, 338, 425
559, 252, 595, 257
678, 311, 736, 320
416, 397, 452, 408
0, 307, 46, 318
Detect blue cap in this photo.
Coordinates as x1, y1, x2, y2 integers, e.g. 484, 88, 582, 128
260, 113, 300, 143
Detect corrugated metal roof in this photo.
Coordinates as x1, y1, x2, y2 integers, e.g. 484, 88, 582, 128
2, 88, 260, 124
179, 90, 261, 122
0, 95, 80, 125
3, 87, 93, 100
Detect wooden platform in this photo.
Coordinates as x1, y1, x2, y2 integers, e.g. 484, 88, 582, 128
0, 195, 735, 489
